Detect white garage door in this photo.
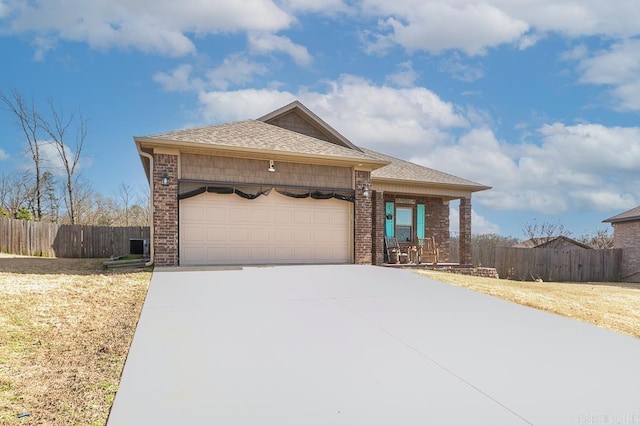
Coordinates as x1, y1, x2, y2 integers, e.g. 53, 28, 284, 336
179, 190, 352, 265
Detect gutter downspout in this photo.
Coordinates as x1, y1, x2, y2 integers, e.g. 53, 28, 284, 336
138, 146, 154, 267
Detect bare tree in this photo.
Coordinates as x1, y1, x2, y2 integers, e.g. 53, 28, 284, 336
40, 101, 88, 224
577, 229, 614, 249
0, 171, 34, 218
0, 90, 44, 220
116, 182, 134, 226
521, 219, 572, 243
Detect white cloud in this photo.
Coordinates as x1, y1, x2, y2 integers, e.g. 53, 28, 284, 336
575, 39, 640, 110
363, 1, 529, 56
196, 77, 639, 216
3, 0, 293, 57
37, 141, 88, 177
154, 55, 272, 93
279, 0, 350, 14
385, 61, 418, 88
197, 75, 468, 153
360, 1, 640, 55
248, 33, 312, 66
418, 121, 640, 214
153, 64, 198, 92
0, 148, 9, 161
206, 54, 269, 90
197, 89, 297, 123
438, 54, 485, 82
31, 36, 56, 61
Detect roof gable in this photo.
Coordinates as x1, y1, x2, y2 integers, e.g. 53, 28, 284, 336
258, 101, 361, 152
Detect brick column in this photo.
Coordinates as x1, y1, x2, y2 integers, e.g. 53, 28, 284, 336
459, 196, 472, 266
354, 170, 372, 265
372, 190, 385, 265
153, 153, 179, 266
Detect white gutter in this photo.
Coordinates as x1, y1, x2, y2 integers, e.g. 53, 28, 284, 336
137, 146, 154, 267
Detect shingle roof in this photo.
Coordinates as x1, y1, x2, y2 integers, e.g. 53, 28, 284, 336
140, 109, 490, 192
364, 148, 490, 190
143, 119, 382, 164
603, 205, 640, 223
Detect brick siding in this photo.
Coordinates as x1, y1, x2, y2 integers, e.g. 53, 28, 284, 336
153, 153, 179, 266
354, 170, 372, 264
613, 221, 640, 282
459, 197, 472, 265
372, 191, 385, 265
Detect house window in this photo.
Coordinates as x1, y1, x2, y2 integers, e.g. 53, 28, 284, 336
395, 207, 413, 242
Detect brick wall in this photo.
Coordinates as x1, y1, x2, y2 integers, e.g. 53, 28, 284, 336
153, 153, 179, 266
372, 191, 385, 265
459, 197, 472, 265
613, 221, 640, 282
354, 170, 372, 264
181, 153, 352, 189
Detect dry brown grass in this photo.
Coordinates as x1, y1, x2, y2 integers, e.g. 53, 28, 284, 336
0, 256, 151, 425
416, 269, 640, 339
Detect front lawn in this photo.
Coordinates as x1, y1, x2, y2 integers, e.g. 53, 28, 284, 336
0, 256, 151, 425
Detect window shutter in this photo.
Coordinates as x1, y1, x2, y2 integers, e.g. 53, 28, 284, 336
385, 202, 394, 237
416, 204, 425, 239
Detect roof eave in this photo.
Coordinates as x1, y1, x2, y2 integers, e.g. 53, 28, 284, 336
371, 176, 492, 192
602, 216, 640, 224
134, 136, 389, 170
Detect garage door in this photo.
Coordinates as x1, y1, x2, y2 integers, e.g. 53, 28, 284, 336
179, 190, 352, 265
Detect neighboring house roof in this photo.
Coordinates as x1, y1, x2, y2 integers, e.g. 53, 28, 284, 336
603, 205, 640, 224
137, 119, 387, 168
513, 236, 592, 250
364, 148, 491, 192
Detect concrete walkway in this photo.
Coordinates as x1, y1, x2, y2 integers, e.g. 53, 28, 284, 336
108, 265, 640, 425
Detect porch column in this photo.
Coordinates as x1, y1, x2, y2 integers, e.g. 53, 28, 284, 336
354, 170, 372, 265
153, 153, 179, 266
459, 196, 472, 265
372, 190, 385, 265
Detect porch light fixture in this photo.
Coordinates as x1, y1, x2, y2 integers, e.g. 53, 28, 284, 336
161, 171, 169, 187
362, 183, 371, 198
268, 160, 275, 172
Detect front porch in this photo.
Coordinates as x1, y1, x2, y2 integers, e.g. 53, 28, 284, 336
371, 190, 474, 267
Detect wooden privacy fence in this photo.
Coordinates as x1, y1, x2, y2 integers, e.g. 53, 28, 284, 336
493, 247, 621, 282
0, 217, 150, 258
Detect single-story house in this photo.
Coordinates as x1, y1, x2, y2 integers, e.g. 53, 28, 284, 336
135, 101, 490, 267
513, 236, 592, 250
603, 205, 640, 282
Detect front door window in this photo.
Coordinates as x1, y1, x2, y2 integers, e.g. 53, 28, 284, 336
395, 207, 413, 242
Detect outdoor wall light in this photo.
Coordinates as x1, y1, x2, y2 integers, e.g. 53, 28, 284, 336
161, 171, 169, 187
268, 160, 276, 172
362, 183, 371, 198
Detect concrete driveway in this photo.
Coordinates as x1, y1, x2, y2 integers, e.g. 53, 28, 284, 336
108, 265, 640, 425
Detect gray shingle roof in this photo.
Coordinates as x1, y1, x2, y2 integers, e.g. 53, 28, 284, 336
364, 148, 490, 190
143, 120, 382, 163
141, 115, 490, 191
603, 205, 640, 223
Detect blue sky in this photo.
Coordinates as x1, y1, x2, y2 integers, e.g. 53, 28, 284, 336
1, 0, 639, 238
